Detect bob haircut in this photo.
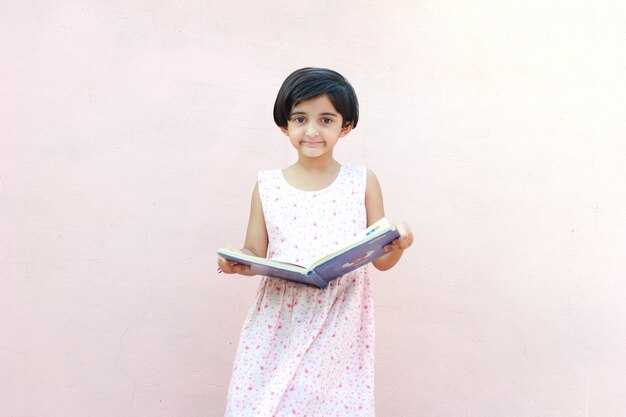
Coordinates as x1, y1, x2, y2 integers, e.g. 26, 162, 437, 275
273, 67, 359, 129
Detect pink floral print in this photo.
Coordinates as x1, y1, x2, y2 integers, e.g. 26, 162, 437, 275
225, 165, 375, 417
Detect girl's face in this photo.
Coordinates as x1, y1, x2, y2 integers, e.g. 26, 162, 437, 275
281, 94, 352, 160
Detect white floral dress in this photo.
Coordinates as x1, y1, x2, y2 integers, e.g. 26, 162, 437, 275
225, 165, 375, 417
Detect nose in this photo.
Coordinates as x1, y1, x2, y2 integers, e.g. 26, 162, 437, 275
305, 122, 319, 137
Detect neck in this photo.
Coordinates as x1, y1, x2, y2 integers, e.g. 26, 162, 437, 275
296, 154, 338, 172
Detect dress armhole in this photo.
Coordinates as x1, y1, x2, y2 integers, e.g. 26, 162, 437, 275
361, 166, 368, 198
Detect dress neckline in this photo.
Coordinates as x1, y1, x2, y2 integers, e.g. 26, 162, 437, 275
280, 165, 344, 193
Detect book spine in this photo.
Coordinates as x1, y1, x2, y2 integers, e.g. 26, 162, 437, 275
307, 270, 329, 289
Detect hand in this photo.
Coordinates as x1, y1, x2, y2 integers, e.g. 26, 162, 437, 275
217, 249, 253, 276
384, 221, 414, 253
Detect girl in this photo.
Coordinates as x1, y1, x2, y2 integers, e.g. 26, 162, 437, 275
217, 67, 413, 417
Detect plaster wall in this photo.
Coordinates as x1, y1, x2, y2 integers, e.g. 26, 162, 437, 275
2, 1, 625, 416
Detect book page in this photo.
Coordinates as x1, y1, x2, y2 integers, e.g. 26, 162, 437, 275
310, 218, 392, 268
218, 249, 308, 273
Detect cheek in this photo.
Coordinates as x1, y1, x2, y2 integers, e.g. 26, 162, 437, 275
291, 126, 307, 136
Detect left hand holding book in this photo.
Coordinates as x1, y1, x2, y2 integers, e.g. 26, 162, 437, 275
383, 221, 414, 252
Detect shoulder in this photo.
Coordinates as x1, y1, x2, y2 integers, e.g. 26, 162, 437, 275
364, 167, 385, 224
365, 167, 380, 188
342, 165, 375, 177
339, 165, 368, 191
257, 168, 282, 176
365, 167, 377, 180
340, 164, 369, 179
364, 168, 384, 202
338, 165, 380, 196
257, 168, 283, 183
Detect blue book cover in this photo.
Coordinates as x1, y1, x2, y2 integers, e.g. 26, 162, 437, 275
217, 218, 400, 289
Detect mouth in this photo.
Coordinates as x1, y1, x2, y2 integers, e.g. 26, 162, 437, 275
301, 141, 324, 148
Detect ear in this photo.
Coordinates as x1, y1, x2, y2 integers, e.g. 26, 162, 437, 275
339, 123, 353, 138
280, 126, 289, 136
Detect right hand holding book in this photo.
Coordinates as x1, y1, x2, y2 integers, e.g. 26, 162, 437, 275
217, 248, 253, 276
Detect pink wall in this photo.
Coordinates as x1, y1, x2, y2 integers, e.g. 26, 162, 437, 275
2, 1, 626, 416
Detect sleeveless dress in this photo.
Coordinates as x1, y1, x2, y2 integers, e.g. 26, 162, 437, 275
224, 165, 376, 417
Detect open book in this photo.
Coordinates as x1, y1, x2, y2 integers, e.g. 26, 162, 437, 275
217, 218, 400, 289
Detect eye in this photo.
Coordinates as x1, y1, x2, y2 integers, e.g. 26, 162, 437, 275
321, 117, 333, 124
292, 116, 305, 124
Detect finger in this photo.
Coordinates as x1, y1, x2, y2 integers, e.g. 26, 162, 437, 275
217, 257, 234, 272
217, 257, 228, 270
234, 264, 252, 275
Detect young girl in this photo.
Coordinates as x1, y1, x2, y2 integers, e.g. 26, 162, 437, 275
217, 67, 413, 417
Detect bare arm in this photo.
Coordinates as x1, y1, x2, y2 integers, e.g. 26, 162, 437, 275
217, 182, 268, 275
365, 169, 413, 271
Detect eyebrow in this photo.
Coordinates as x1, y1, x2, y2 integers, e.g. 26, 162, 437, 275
289, 111, 338, 117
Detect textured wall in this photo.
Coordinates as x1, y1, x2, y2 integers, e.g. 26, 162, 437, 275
1, 1, 625, 416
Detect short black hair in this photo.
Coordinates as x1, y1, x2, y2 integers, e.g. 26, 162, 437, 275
273, 67, 359, 129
